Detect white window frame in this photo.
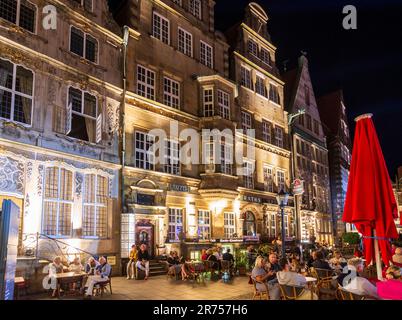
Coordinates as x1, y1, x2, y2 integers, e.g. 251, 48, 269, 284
200, 40, 213, 69
0, 0, 37, 33
69, 26, 99, 64
248, 39, 258, 57
241, 111, 252, 131
137, 65, 155, 100
164, 139, 180, 175
178, 27, 193, 57
262, 120, 271, 144
217, 89, 230, 120
203, 87, 214, 117
220, 141, 233, 175
152, 11, 170, 45
82, 174, 109, 239
168, 208, 183, 241
277, 169, 286, 193
243, 160, 254, 189
269, 83, 280, 105
134, 131, 155, 170
163, 76, 180, 109
42, 167, 73, 238
0, 58, 34, 126
189, 0, 202, 19
263, 165, 274, 193
240, 66, 252, 89
269, 212, 276, 237
274, 126, 284, 148
255, 74, 267, 98
198, 210, 211, 240
224, 212, 235, 239
260, 47, 271, 66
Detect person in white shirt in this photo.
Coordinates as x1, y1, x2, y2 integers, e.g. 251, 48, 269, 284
341, 257, 379, 299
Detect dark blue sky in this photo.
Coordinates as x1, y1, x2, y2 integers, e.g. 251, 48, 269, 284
110, 0, 402, 178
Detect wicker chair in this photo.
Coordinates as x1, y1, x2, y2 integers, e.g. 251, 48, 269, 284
336, 284, 366, 300
311, 268, 335, 289
251, 278, 270, 300
94, 269, 113, 297
279, 284, 307, 300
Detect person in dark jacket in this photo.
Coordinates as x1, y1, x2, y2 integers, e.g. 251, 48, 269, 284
136, 244, 150, 280
312, 251, 332, 270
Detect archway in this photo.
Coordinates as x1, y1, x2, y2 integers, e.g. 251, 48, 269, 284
243, 211, 256, 236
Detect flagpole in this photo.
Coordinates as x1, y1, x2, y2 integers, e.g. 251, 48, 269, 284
373, 229, 383, 280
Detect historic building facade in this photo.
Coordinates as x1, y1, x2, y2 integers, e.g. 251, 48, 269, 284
283, 56, 333, 244
392, 166, 402, 235
0, 0, 123, 268
115, 1, 294, 260
317, 90, 352, 237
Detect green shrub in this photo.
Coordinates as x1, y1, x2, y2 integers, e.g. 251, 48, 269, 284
342, 232, 361, 245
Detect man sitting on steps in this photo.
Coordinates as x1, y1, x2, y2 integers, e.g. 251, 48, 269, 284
136, 244, 150, 280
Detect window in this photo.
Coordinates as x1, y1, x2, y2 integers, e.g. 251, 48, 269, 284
255, 75, 267, 97
178, 28, 192, 57
164, 140, 180, 175
240, 66, 252, 89
0, 0, 36, 33
274, 126, 284, 148
73, 0, 93, 12
203, 88, 214, 117
313, 119, 319, 135
241, 111, 252, 131
198, 210, 210, 240
200, 41, 213, 69
243, 160, 254, 189
153, 12, 170, 45
220, 141, 232, 175
42, 167, 73, 237
204, 136, 215, 166
135, 131, 155, 170
277, 170, 286, 192
83, 174, 108, 238
262, 120, 271, 144
217, 89, 229, 120
0, 58, 33, 125
137, 65, 155, 100
306, 114, 312, 131
269, 84, 280, 104
163, 77, 180, 109
260, 48, 271, 66
298, 114, 305, 126
248, 39, 258, 57
269, 212, 276, 237
67, 87, 98, 143
224, 212, 235, 239
70, 27, 98, 63
263, 166, 274, 193
243, 212, 256, 236
189, 0, 201, 19
168, 208, 183, 241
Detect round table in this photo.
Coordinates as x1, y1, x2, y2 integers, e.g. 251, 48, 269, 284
305, 277, 318, 300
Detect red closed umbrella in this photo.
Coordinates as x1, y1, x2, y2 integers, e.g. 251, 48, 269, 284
343, 114, 398, 276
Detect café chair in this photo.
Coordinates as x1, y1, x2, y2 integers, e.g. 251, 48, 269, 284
336, 284, 366, 300
94, 269, 113, 297
279, 284, 307, 300
251, 278, 270, 300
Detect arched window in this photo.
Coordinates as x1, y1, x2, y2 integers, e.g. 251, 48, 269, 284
243, 211, 256, 236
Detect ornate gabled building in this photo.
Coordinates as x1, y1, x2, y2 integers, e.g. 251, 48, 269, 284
114, 1, 294, 262
283, 55, 333, 244
0, 0, 123, 273
317, 90, 352, 237
392, 166, 402, 235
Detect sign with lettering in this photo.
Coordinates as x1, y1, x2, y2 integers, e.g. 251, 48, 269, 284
107, 256, 116, 266
292, 179, 304, 195
170, 184, 190, 193
242, 195, 262, 204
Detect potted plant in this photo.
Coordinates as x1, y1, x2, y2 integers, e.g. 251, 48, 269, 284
235, 249, 248, 275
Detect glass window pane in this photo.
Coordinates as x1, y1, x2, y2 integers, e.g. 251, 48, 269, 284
0, 59, 14, 89
59, 168, 72, 201
84, 174, 95, 203
70, 27, 84, 57
43, 201, 57, 236
19, 0, 36, 32
0, 0, 17, 24
85, 35, 97, 63
15, 65, 33, 95
13, 94, 32, 124
45, 167, 59, 199
0, 89, 12, 120
69, 87, 82, 112
84, 92, 96, 117
97, 175, 108, 204
58, 203, 72, 236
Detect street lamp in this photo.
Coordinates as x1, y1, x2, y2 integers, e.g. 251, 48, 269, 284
276, 189, 289, 259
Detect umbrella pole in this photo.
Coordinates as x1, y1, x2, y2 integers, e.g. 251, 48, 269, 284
373, 229, 383, 280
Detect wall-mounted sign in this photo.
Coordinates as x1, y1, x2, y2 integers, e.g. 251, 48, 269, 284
107, 256, 116, 266
242, 195, 262, 204
292, 179, 304, 195
243, 235, 260, 242
170, 184, 190, 193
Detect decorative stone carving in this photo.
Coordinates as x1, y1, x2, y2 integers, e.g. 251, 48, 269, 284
26, 161, 33, 180
37, 165, 44, 197
0, 155, 25, 196
75, 172, 83, 197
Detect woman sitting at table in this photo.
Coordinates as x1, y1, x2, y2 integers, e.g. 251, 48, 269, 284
85, 257, 100, 275
68, 257, 83, 291
377, 266, 402, 300
277, 258, 318, 300
49, 256, 64, 297
167, 251, 182, 276
329, 250, 347, 271
181, 257, 195, 281
251, 256, 280, 300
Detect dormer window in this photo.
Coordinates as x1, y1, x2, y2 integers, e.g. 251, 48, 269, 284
189, 0, 201, 20
260, 48, 271, 66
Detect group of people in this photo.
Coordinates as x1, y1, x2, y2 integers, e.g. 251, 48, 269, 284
48, 255, 112, 299
126, 244, 151, 280
250, 244, 402, 300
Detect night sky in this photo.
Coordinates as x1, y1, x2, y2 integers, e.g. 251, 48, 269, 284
110, 0, 402, 178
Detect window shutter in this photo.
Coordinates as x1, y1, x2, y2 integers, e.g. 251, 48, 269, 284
96, 112, 102, 143
66, 102, 72, 135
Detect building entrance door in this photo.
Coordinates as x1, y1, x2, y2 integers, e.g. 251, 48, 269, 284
135, 221, 154, 257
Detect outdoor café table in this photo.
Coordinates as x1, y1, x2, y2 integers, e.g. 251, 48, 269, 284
305, 277, 318, 300
54, 272, 87, 298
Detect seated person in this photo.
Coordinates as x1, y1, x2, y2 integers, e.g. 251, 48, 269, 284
377, 266, 402, 300
312, 251, 332, 270
277, 258, 318, 300
181, 257, 195, 281
126, 244, 138, 280
339, 258, 379, 299
136, 244, 150, 280
251, 256, 280, 300
201, 249, 209, 261
265, 253, 280, 283
69, 257, 83, 273
49, 256, 64, 297
85, 257, 100, 275
83, 256, 111, 299
306, 251, 317, 269
222, 249, 234, 265
329, 250, 347, 271
167, 251, 181, 276
290, 258, 302, 273
391, 247, 402, 267
207, 250, 220, 271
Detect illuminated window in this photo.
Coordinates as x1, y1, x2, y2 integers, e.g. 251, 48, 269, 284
217, 89, 230, 120
168, 208, 183, 241
274, 126, 284, 148
224, 212, 235, 239
263, 166, 274, 193
260, 48, 271, 66
137, 65, 155, 100
248, 39, 258, 57
243, 211, 256, 236
163, 77, 180, 109
164, 140, 180, 175
203, 87, 214, 117
241, 111, 252, 131
198, 210, 210, 240
240, 66, 252, 89
0, 0, 36, 33
200, 41, 213, 69
153, 12, 170, 45
220, 141, 232, 175
243, 160, 254, 189
178, 27, 192, 57
269, 212, 276, 237
277, 170, 286, 192
82, 174, 108, 238
135, 131, 155, 170
262, 120, 271, 143
255, 75, 267, 97
269, 84, 280, 104
0, 58, 33, 125
42, 167, 73, 237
